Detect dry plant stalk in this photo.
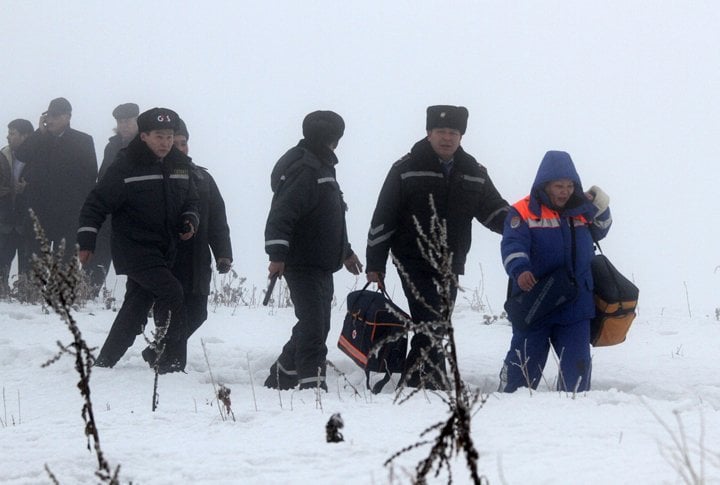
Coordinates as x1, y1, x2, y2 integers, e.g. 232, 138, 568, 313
29, 211, 121, 484
382, 196, 487, 485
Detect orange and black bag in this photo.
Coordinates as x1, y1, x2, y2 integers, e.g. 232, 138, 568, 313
590, 253, 639, 346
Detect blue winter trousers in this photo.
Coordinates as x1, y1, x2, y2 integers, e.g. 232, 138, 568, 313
499, 318, 592, 393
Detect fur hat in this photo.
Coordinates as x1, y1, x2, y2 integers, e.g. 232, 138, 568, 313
112, 103, 139, 120
136, 107, 179, 133
46, 97, 72, 116
302, 110, 345, 145
426, 105, 469, 135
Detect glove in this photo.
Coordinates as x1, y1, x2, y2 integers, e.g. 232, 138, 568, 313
586, 185, 609, 216
216, 258, 232, 274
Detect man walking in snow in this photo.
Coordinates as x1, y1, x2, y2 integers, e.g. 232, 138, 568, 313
366, 105, 509, 389
264, 110, 362, 391
77, 107, 199, 373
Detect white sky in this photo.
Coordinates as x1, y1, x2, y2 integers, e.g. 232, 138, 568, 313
5, 1, 720, 311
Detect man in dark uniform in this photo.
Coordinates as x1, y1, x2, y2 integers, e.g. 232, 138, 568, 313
89, 102, 140, 294
263, 110, 362, 391
16, 97, 97, 265
141, 118, 233, 365
366, 105, 509, 389
77, 107, 199, 373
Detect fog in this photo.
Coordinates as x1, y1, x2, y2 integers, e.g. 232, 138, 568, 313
5, 1, 720, 311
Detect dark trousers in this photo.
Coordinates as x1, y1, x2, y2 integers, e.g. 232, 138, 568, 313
97, 266, 187, 367
272, 267, 334, 387
0, 231, 27, 293
86, 224, 112, 296
399, 267, 458, 387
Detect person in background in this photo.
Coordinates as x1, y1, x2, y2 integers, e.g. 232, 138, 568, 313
263, 110, 362, 391
365, 105, 509, 390
77, 108, 199, 374
89, 102, 140, 295
16, 97, 97, 265
0, 119, 34, 295
141, 118, 233, 365
499, 150, 612, 393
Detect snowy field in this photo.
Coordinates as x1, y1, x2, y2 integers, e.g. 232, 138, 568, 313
2, 284, 719, 485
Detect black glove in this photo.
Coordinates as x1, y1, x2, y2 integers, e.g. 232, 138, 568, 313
216, 258, 232, 274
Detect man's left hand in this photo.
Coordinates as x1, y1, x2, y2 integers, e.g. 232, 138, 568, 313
179, 221, 195, 241
344, 253, 363, 275
216, 258, 232, 274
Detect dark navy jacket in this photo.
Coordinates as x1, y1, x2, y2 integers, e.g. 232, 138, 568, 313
77, 136, 200, 275
501, 150, 612, 324
366, 138, 508, 275
264, 140, 352, 272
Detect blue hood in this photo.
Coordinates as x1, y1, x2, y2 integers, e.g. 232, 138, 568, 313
529, 150, 586, 216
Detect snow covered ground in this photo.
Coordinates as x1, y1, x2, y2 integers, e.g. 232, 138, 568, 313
2, 282, 719, 485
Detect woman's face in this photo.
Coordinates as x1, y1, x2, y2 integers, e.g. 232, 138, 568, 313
545, 179, 575, 208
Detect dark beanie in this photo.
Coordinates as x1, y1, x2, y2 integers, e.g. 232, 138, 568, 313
426, 105, 469, 135
302, 110, 345, 145
176, 118, 189, 140
136, 107, 179, 133
112, 103, 139, 120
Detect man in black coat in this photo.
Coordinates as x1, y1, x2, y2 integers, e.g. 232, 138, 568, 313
15, 98, 97, 264
0, 119, 34, 294
264, 110, 362, 391
366, 105, 509, 389
169, 119, 233, 335
88, 102, 140, 295
77, 107, 199, 373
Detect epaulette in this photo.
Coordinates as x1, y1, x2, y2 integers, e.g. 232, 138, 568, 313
391, 152, 412, 168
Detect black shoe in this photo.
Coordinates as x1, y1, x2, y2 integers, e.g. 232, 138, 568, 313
93, 355, 115, 368
298, 380, 328, 392
264, 362, 299, 390
157, 358, 186, 375
141, 347, 157, 367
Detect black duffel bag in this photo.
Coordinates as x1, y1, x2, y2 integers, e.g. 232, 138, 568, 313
338, 283, 409, 393
590, 254, 639, 346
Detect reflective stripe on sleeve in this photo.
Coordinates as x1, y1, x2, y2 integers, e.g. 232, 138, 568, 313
503, 252, 529, 268
77, 226, 98, 234
265, 239, 290, 247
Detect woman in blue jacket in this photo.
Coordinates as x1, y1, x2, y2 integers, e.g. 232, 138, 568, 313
499, 151, 612, 392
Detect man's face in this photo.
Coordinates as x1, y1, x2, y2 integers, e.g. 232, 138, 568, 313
427, 128, 462, 161
173, 135, 189, 155
7, 128, 29, 151
116, 117, 138, 141
140, 129, 174, 158
45, 112, 71, 135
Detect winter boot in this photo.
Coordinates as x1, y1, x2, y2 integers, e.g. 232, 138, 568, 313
264, 361, 298, 390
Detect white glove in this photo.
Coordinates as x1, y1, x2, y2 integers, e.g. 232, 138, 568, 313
586, 185, 609, 216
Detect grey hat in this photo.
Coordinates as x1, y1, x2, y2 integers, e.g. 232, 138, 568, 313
112, 103, 139, 120
46, 97, 72, 115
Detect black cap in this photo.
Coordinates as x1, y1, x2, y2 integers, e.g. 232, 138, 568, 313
46, 97, 72, 115
176, 118, 189, 140
136, 107, 180, 133
112, 103, 139, 120
426, 105, 468, 135
302, 110, 345, 146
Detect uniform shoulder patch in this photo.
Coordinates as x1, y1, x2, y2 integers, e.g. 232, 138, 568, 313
391, 153, 412, 168
510, 216, 521, 229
